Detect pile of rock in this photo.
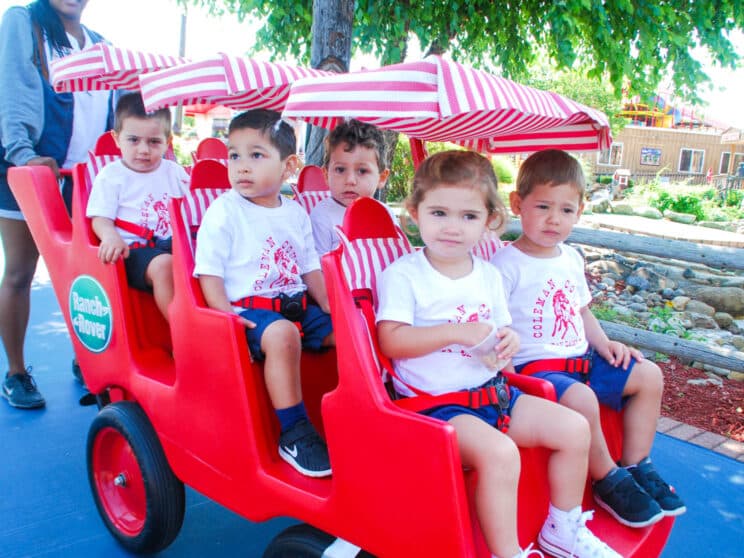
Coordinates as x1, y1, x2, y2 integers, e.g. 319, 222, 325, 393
583, 246, 744, 380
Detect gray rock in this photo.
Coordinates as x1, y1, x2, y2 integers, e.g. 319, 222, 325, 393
626, 275, 649, 291
631, 294, 646, 303
629, 302, 648, 312
664, 210, 697, 224
603, 277, 616, 288
671, 296, 690, 311
730, 335, 744, 351
686, 286, 744, 316
674, 289, 686, 297
683, 312, 719, 329
595, 282, 608, 291
661, 288, 675, 299
685, 299, 716, 317
637, 206, 663, 219
687, 377, 723, 387
713, 312, 734, 329
611, 202, 634, 215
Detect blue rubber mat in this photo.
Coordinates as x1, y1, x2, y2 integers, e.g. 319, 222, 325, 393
0, 277, 741, 557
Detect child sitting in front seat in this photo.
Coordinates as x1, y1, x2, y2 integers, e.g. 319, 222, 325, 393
194, 109, 335, 478
492, 149, 685, 529
87, 92, 189, 321
376, 150, 620, 558
310, 119, 396, 255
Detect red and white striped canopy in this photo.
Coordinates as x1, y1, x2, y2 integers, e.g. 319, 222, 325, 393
283, 56, 612, 154
51, 43, 186, 93
139, 53, 332, 112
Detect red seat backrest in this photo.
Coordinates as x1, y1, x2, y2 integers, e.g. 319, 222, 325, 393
472, 231, 508, 261
189, 159, 230, 191
180, 187, 229, 255
296, 164, 328, 192
194, 137, 228, 161
93, 131, 121, 156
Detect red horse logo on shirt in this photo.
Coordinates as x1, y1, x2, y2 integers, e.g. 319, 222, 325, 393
152, 200, 170, 237
269, 241, 300, 289
551, 289, 578, 339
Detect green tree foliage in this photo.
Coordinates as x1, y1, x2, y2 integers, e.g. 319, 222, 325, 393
181, 0, 742, 102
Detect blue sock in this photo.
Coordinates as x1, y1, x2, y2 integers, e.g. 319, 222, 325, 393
276, 402, 308, 432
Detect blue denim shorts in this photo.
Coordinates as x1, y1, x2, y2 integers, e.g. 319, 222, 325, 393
124, 237, 172, 292
517, 351, 634, 411
239, 304, 333, 360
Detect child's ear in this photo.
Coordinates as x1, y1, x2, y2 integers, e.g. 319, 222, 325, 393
282, 154, 300, 180
112, 131, 121, 148
377, 168, 390, 189
576, 201, 585, 220
508, 191, 522, 215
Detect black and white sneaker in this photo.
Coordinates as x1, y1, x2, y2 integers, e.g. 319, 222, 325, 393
2, 369, 45, 409
278, 419, 332, 478
629, 457, 686, 516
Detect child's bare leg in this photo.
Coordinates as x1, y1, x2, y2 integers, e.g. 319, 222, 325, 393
619, 360, 663, 466
508, 394, 590, 510
261, 319, 302, 409
449, 414, 521, 558
146, 254, 174, 321
559, 382, 615, 480
322, 331, 335, 347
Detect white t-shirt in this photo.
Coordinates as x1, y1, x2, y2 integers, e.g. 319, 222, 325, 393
310, 196, 399, 255
86, 159, 189, 244
47, 29, 110, 168
194, 190, 320, 309
376, 250, 512, 396
490, 243, 592, 366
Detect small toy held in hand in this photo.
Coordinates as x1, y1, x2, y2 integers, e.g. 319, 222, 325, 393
468, 323, 510, 371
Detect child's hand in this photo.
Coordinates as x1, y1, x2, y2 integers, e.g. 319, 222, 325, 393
460, 321, 494, 347
495, 326, 520, 360
97, 233, 129, 264
598, 340, 643, 370
240, 316, 257, 329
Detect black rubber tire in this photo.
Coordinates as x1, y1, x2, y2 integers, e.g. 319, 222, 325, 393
86, 401, 185, 554
263, 523, 376, 558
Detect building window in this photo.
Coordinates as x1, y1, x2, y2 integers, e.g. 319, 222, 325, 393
720, 152, 744, 174
597, 143, 623, 166
640, 147, 662, 166
678, 148, 704, 173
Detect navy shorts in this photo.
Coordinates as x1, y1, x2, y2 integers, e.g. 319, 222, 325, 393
516, 351, 635, 411
239, 304, 333, 361
124, 237, 172, 292
421, 382, 522, 426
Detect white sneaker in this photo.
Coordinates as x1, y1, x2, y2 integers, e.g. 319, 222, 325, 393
492, 543, 545, 558
538, 507, 621, 558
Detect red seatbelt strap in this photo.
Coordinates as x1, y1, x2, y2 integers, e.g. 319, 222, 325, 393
115, 218, 154, 242
231, 294, 307, 335
519, 355, 591, 384
353, 289, 511, 432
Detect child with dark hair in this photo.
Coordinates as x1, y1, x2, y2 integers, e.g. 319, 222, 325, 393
311, 119, 394, 254
492, 149, 685, 529
87, 92, 188, 321
0, 0, 114, 409
194, 109, 334, 478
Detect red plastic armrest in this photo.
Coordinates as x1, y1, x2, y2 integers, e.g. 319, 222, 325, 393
502, 371, 557, 401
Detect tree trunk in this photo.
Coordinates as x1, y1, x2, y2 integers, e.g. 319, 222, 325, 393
304, 0, 354, 166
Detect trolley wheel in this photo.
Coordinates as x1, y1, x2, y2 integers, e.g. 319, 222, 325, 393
86, 401, 185, 554
263, 523, 376, 558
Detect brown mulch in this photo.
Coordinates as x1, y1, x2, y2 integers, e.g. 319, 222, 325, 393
658, 356, 744, 442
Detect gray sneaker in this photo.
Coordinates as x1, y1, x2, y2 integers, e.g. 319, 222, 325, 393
2, 369, 46, 409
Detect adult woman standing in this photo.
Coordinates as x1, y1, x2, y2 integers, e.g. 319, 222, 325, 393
0, 0, 113, 409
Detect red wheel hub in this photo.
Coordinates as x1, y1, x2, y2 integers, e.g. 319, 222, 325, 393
91, 426, 147, 536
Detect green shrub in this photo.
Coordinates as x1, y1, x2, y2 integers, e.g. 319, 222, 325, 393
724, 189, 743, 208
650, 191, 705, 221
387, 136, 415, 202
597, 175, 613, 185
492, 156, 516, 185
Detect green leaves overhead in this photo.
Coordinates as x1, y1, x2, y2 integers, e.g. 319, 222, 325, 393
181, 0, 742, 102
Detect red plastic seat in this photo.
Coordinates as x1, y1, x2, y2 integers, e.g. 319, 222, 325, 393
188, 159, 230, 191
192, 137, 228, 161
290, 165, 331, 214
93, 131, 121, 156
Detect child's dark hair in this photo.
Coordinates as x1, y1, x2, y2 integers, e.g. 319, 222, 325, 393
321, 119, 387, 171
27, 0, 71, 56
114, 93, 172, 136
228, 109, 296, 160
516, 149, 586, 199
408, 150, 507, 232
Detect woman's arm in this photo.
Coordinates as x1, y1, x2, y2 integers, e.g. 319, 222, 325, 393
0, 8, 45, 166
